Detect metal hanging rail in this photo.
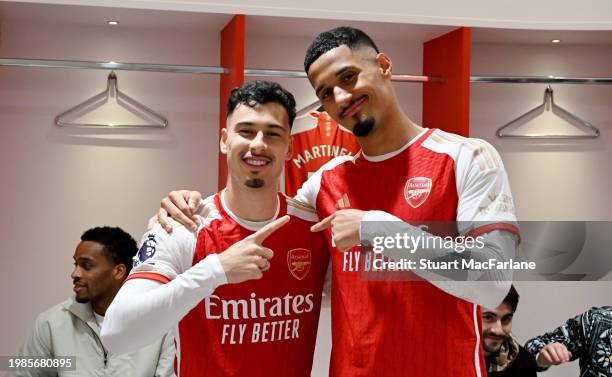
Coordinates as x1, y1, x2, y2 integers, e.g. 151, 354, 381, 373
471, 76, 612, 84
4, 59, 611, 84
244, 68, 306, 78
0, 58, 441, 82
0, 58, 227, 74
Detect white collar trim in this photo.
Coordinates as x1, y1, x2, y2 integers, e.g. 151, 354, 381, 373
362, 128, 429, 162
220, 189, 280, 231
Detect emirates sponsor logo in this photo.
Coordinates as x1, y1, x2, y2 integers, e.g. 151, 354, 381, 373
404, 177, 432, 208
204, 292, 315, 320
287, 248, 311, 280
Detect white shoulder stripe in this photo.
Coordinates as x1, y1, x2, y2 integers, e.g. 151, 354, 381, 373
285, 194, 319, 222
429, 130, 502, 171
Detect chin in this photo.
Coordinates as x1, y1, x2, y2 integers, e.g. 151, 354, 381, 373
483, 342, 502, 355
245, 178, 265, 188
75, 295, 90, 304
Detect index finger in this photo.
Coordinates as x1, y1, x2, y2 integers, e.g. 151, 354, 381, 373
250, 215, 290, 244
310, 214, 333, 232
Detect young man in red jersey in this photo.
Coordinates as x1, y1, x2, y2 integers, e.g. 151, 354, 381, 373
101, 81, 328, 377
158, 27, 519, 377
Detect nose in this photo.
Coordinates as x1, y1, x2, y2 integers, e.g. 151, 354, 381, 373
333, 86, 352, 107
249, 130, 267, 154
489, 320, 503, 335
71, 266, 81, 280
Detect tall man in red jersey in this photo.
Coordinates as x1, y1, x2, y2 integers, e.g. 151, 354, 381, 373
158, 27, 519, 377
101, 81, 329, 377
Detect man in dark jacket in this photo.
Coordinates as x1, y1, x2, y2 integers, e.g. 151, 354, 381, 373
482, 285, 537, 376
525, 306, 612, 376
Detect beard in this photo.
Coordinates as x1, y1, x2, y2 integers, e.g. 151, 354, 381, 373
75, 295, 90, 304
245, 178, 265, 188
482, 331, 507, 355
353, 116, 375, 137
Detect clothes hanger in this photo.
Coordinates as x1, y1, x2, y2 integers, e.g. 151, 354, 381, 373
55, 71, 168, 128
497, 85, 599, 138
295, 99, 322, 118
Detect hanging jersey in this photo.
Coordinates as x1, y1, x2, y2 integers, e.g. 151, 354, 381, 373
296, 128, 519, 377
128, 191, 329, 377
284, 111, 360, 196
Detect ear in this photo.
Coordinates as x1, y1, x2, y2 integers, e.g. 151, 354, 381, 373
114, 264, 127, 281
376, 53, 393, 79
220, 128, 228, 155
285, 137, 293, 161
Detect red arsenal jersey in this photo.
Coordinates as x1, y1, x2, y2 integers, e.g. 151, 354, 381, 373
296, 128, 519, 377
129, 191, 329, 377
284, 111, 360, 196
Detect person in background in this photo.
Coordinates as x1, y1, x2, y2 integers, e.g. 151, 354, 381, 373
8, 226, 175, 377
482, 285, 537, 376
525, 306, 612, 376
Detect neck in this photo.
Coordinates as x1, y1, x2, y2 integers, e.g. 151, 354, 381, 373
224, 179, 278, 221
91, 289, 119, 316
359, 103, 423, 156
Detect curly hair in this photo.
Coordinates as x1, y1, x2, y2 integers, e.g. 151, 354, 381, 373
227, 80, 296, 126
81, 226, 137, 274
304, 26, 379, 73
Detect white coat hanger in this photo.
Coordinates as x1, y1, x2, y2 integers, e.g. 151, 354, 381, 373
55, 71, 167, 128
296, 99, 323, 118
497, 85, 599, 139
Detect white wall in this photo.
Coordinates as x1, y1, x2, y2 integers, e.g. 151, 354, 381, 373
0, 18, 220, 360
471, 41, 612, 377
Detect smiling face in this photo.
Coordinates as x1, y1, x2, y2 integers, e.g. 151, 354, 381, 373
221, 102, 292, 190
481, 301, 515, 356
307, 45, 394, 137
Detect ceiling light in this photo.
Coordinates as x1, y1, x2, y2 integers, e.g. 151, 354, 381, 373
107, 20, 119, 26
551, 39, 561, 44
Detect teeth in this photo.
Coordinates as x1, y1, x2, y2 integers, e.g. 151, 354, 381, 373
245, 158, 267, 166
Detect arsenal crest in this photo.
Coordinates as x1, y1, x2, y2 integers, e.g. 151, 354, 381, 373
404, 177, 432, 208
287, 248, 312, 280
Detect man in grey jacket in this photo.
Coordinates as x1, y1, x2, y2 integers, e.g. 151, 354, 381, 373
8, 226, 175, 377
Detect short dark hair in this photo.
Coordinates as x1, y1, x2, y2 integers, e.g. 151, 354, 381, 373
503, 285, 520, 312
304, 26, 380, 73
227, 80, 296, 126
81, 226, 137, 274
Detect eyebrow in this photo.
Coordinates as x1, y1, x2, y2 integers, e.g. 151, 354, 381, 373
315, 66, 354, 97
234, 121, 287, 131
74, 256, 95, 262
